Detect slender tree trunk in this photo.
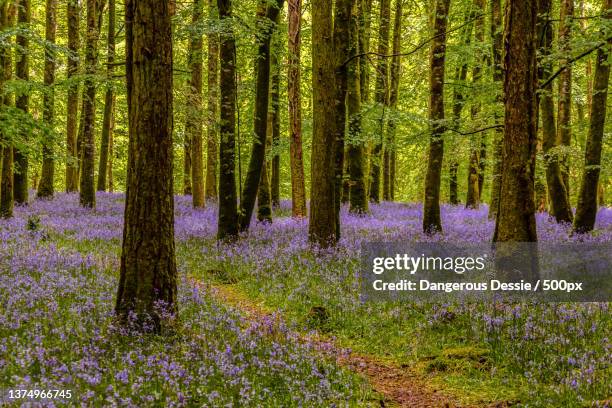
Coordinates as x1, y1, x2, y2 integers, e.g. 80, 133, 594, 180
488, 0, 503, 219
557, 0, 574, 205
493, 0, 539, 243
183, 137, 192, 194
257, 129, 272, 222
116, 0, 177, 329
359, 0, 373, 104
217, 0, 239, 241
66, 0, 79, 192
108, 120, 114, 191
12, 0, 26, 204
0, 0, 15, 217
79, 0, 99, 208
574, 0, 611, 233
538, 0, 573, 223
205, 0, 219, 200
97, 0, 115, 192
385, 0, 402, 202
287, 0, 307, 217
188, 0, 205, 208
270, 34, 281, 208
347, 0, 368, 214
465, 0, 485, 209
309, 0, 337, 246
332, 0, 351, 239
238, 0, 284, 232
423, 0, 450, 234
369, 0, 390, 203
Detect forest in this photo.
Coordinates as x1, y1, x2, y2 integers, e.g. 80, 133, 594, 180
0, 0, 610, 406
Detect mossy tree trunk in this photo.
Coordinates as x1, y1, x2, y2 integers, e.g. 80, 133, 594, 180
270, 34, 281, 208
574, 0, 611, 234
205, 0, 219, 200
12, 0, 26, 204
488, 0, 503, 219
116, 0, 178, 329
0, 0, 15, 217
97, 0, 115, 192
217, 0, 239, 241
65, 0, 79, 192
385, 0, 402, 202
423, 0, 450, 234
287, 0, 307, 217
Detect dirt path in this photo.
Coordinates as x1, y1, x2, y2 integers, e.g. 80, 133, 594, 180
190, 278, 486, 408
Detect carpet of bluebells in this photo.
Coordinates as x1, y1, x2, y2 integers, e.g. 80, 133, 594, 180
1, 192, 611, 407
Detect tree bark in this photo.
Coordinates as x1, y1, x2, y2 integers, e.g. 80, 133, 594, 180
309, 0, 337, 246
287, 0, 307, 217
65, 0, 79, 192
0, 0, 15, 217
97, 0, 115, 192
539, 0, 573, 223
188, 0, 205, 208
423, 0, 450, 234
270, 37, 281, 208
385, 0, 402, 202
488, 0, 503, 219
79, 0, 100, 208
205, 0, 219, 200
12, 0, 26, 204
116, 0, 177, 329
369, 0, 391, 203
238, 0, 284, 231
493, 0, 539, 244
347, 0, 368, 214
217, 0, 239, 241
557, 0, 574, 205
574, 0, 611, 233
257, 130, 272, 222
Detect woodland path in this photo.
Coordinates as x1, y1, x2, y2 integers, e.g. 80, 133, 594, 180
189, 277, 511, 408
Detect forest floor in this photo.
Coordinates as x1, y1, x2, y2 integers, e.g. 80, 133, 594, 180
1, 192, 610, 407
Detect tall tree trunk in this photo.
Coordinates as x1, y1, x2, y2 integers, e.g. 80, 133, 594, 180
108, 119, 114, 191
449, 7, 474, 205
183, 137, 192, 194
539, 0, 573, 223
217, 0, 239, 241
97, 0, 115, 192
12, 0, 26, 204
359, 0, 373, 104
557, 0, 574, 205
574, 0, 611, 233
493, 0, 539, 243
287, 0, 307, 217
238, 0, 284, 232
488, 0, 503, 219
0, 0, 16, 217
66, 0, 79, 192
205, 0, 219, 200
79, 0, 99, 208
37, 0, 57, 199
309, 0, 337, 246
347, 0, 368, 214
465, 0, 485, 209
423, 0, 450, 234
369, 0, 390, 203
270, 40, 281, 208
385, 0, 402, 202
188, 0, 205, 208
116, 0, 177, 329
257, 129, 272, 222
332, 0, 351, 239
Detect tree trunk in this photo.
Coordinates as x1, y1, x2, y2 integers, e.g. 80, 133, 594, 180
66, 0, 79, 192
188, 0, 205, 208
12, 0, 26, 204
270, 34, 281, 208
257, 131, 272, 222
359, 0, 373, 104
539, 0, 573, 223
369, 0, 390, 203
108, 118, 114, 191
205, 0, 219, 200
557, 0, 574, 205
423, 0, 450, 234
465, 0, 485, 210
37, 0, 57, 199
493, 0, 539, 243
217, 0, 239, 241
385, 0, 402, 202
333, 0, 351, 239
116, 0, 177, 329
287, 0, 307, 217
238, 0, 284, 231
0, 0, 15, 217
488, 0, 503, 219
79, 0, 99, 208
97, 0, 115, 192
183, 137, 192, 195
347, 0, 368, 214
573, 0, 611, 233
309, 0, 337, 246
